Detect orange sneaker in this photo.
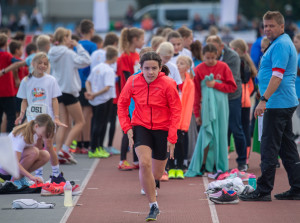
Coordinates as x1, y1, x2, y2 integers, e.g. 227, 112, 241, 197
160, 171, 169, 181
41, 183, 64, 196
118, 160, 134, 171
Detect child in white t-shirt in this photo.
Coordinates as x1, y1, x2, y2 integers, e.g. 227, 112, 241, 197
167, 31, 193, 65
0, 114, 54, 188
156, 42, 182, 85
15, 52, 67, 183
85, 46, 118, 158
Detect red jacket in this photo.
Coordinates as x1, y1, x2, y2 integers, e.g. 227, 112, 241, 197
118, 72, 182, 144
193, 61, 237, 118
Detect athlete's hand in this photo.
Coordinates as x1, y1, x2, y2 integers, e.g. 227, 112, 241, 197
196, 117, 202, 126
84, 91, 94, 100
254, 101, 266, 119
30, 176, 44, 184
206, 80, 215, 88
167, 141, 175, 159
54, 118, 68, 128
127, 129, 134, 149
15, 112, 25, 125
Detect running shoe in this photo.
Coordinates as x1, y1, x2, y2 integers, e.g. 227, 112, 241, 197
41, 183, 64, 196
104, 146, 113, 155
239, 190, 271, 201
12, 179, 23, 189
58, 151, 78, 164
216, 171, 230, 180
97, 147, 110, 158
73, 147, 82, 154
88, 150, 102, 158
50, 172, 66, 184
176, 169, 184, 179
59, 157, 70, 165
118, 160, 134, 171
71, 184, 81, 195
30, 182, 49, 188
107, 146, 120, 155
132, 163, 139, 169
141, 188, 157, 197
80, 148, 89, 154
69, 140, 77, 153
208, 190, 223, 198
209, 189, 239, 204
168, 169, 176, 179
274, 189, 300, 200
160, 171, 169, 181
145, 204, 160, 221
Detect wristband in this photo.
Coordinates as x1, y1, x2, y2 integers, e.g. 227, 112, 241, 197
260, 96, 268, 102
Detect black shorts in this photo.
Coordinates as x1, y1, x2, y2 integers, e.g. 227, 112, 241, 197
78, 88, 91, 107
133, 125, 168, 160
57, 93, 79, 106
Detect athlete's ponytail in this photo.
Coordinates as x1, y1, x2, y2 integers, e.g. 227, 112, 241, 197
120, 27, 144, 54
161, 65, 170, 76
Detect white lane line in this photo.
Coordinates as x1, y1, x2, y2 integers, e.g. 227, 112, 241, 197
60, 159, 100, 223
203, 176, 220, 223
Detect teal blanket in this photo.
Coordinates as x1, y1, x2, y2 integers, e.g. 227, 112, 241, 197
185, 74, 229, 177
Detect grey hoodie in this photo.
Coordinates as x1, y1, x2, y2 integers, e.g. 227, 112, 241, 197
48, 44, 91, 97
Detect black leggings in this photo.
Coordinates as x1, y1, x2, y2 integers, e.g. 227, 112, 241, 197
169, 130, 186, 169
241, 107, 251, 147
108, 103, 117, 147
90, 99, 113, 152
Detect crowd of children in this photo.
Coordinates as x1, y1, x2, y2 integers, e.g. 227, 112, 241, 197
1, 17, 300, 221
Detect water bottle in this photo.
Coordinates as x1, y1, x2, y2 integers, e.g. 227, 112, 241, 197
64, 181, 73, 207
248, 174, 257, 190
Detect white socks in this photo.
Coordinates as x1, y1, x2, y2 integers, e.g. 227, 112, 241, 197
149, 201, 158, 208
51, 165, 60, 177
35, 167, 43, 178
62, 144, 69, 153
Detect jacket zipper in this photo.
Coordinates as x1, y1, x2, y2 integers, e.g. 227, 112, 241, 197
147, 84, 153, 129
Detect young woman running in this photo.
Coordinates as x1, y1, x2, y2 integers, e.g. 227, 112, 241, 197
48, 27, 91, 164
118, 52, 181, 221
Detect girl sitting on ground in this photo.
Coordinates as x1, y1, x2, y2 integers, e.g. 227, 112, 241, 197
0, 114, 54, 188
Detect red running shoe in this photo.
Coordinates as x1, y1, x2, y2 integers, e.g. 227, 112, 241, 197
132, 163, 139, 169
41, 183, 64, 196
118, 160, 134, 171
58, 151, 77, 164
80, 148, 89, 154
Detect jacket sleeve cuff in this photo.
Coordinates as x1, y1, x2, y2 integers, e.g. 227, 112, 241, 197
124, 126, 132, 134
167, 136, 177, 144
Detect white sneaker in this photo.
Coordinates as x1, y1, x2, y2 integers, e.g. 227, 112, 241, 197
141, 188, 157, 197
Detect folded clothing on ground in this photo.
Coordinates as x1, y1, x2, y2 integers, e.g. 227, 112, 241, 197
12, 199, 55, 209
